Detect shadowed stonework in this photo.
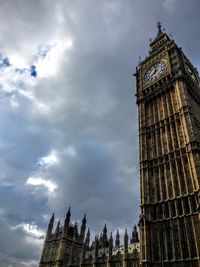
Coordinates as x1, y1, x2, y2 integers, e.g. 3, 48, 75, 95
136, 22, 200, 267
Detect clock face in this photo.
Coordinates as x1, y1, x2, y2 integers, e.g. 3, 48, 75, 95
144, 60, 167, 83
185, 63, 198, 82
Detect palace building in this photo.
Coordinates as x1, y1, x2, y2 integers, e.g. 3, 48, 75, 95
39, 208, 140, 267
135, 22, 200, 267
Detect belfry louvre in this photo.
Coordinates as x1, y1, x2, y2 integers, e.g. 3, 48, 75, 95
135, 22, 200, 267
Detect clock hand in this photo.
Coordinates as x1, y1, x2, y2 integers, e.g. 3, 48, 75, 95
153, 68, 157, 75
149, 68, 157, 76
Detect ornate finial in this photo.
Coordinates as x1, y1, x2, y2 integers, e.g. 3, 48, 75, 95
157, 21, 162, 30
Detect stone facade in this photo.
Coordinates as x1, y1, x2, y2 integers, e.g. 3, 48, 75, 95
135, 22, 200, 267
39, 208, 86, 267
39, 208, 139, 267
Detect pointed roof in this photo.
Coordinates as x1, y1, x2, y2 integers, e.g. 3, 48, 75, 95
150, 21, 166, 45
109, 232, 113, 250
86, 227, 90, 237
82, 214, 86, 225
49, 212, 54, 224
155, 21, 164, 40
115, 229, 120, 247
74, 222, 78, 236
55, 219, 60, 234
131, 224, 139, 243
65, 206, 71, 221
103, 224, 107, 234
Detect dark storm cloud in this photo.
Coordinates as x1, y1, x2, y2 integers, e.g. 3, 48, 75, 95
0, 0, 200, 266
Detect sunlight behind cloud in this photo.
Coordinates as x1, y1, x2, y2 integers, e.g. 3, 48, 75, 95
35, 39, 73, 78
26, 177, 57, 193
11, 223, 45, 238
9, 54, 28, 69
38, 150, 59, 168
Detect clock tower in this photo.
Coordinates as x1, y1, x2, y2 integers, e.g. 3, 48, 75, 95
135, 22, 200, 267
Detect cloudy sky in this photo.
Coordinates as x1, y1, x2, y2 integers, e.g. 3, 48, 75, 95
0, 0, 200, 266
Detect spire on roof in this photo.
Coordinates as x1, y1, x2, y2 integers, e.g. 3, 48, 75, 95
103, 224, 108, 247
74, 222, 78, 237
55, 219, 60, 235
109, 232, 113, 250
115, 229, 120, 247
155, 21, 164, 40
46, 212, 54, 240
157, 21, 162, 32
150, 21, 166, 46
85, 228, 90, 248
66, 206, 71, 219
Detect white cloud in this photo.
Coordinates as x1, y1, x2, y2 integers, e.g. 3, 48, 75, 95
38, 150, 59, 168
35, 39, 73, 78
26, 177, 57, 193
9, 54, 29, 69
11, 223, 45, 238
0, 37, 73, 111
18, 89, 35, 100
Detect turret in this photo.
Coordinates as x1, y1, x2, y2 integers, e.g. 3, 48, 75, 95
81, 228, 89, 266
130, 225, 139, 244
102, 224, 107, 247
85, 228, 90, 249
99, 233, 103, 247
124, 229, 128, 257
63, 207, 71, 235
115, 229, 120, 247
80, 214, 86, 238
46, 212, 54, 240
94, 236, 99, 262
55, 219, 60, 236
74, 222, 78, 238
108, 232, 113, 259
